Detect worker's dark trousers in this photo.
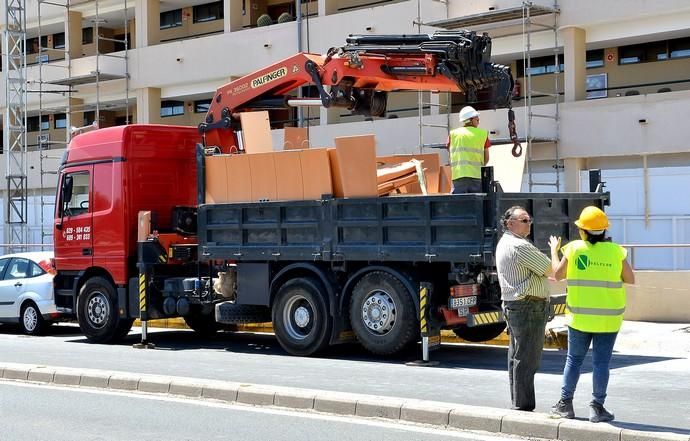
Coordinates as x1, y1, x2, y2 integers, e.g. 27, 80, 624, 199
503, 298, 549, 411
451, 177, 482, 193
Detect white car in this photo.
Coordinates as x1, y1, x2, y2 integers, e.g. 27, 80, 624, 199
0, 251, 59, 335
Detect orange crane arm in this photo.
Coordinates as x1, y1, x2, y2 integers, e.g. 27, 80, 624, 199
199, 32, 513, 152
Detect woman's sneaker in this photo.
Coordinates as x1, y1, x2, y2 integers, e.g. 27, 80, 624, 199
550, 399, 575, 419
589, 402, 614, 423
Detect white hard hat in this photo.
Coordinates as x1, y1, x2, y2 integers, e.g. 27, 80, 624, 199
459, 106, 479, 123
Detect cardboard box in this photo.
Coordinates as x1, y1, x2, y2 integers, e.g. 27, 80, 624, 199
331, 135, 378, 198
226, 154, 252, 203
239, 111, 273, 154
300, 148, 333, 200
439, 165, 453, 194
249, 152, 278, 201
205, 155, 230, 203
274, 150, 304, 201
283, 127, 309, 150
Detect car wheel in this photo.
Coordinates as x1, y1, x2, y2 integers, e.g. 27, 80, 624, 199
77, 277, 132, 343
349, 271, 417, 356
272, 277, 332, 356
20, 301, 45, 336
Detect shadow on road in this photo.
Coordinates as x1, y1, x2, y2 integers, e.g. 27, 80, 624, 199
69, 328, 682, 376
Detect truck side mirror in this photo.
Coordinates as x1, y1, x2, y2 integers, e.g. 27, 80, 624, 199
62, 175, 73, 210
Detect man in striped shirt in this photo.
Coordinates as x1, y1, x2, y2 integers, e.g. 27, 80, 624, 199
496, 205, 557, 411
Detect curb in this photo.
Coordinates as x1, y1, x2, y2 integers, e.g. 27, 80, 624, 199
134, 319, 567, 349
1, 362, 686, 441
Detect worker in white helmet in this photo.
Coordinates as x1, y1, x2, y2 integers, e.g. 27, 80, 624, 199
446, 106, 491, 193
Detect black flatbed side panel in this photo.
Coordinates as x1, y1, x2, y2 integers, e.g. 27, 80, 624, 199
198, 192, 609, 263
496, 192, 610, 252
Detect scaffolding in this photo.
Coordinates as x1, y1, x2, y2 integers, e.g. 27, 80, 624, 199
424, 2, 561, 192
3, 0, 28, 251
28, 0, 130, 247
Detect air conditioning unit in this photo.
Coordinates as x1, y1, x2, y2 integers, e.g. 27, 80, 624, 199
38, 133, 49, 149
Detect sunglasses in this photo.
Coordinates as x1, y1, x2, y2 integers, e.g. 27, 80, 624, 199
511, 217, 532, 224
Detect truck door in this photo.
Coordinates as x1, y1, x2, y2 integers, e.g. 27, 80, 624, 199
54, 167, 94, 271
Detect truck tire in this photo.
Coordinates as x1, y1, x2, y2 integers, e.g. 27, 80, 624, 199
349, 271, 417, 356
453, 322, 506, 342
272, 277, 332, 356
184, 311, 219, 337
77, 277, 132, 344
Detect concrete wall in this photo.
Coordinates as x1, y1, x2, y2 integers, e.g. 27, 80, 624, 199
548, 272, 690, 323
625, 271, 690, 322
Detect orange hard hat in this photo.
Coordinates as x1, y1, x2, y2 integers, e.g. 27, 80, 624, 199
574, 206, 610, 231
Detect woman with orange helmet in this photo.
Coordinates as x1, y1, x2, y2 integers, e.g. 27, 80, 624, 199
547, 206, 635, 423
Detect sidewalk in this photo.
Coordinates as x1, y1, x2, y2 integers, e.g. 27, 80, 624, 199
1, 360, 687, 441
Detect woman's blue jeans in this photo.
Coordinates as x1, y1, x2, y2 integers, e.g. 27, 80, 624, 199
560, 326, 618, 405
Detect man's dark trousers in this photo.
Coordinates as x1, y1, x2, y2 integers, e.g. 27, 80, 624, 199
503, 298, 549, 411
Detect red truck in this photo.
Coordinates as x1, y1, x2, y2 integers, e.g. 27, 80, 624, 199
53, 32, 608, 356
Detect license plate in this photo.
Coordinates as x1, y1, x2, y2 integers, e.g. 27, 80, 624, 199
456, 306, 470, 317
449, 296, 477, 309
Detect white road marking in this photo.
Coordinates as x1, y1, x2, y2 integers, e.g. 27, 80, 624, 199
0, 380, 526, 440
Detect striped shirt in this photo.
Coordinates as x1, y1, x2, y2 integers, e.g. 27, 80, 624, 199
496, 231, 551, 301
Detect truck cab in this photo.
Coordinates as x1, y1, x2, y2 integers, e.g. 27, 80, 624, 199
54, 125, 200, 342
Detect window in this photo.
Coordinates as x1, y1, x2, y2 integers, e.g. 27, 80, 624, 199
516, 54, 564, 76
113, 33, 129, 52
586, 49, 604, 69
161, 100, 185, 117
55, 113, 67, 129
6, 258, 31, 280
0, 258, 9, 277
193, 1, 223, 23
84, 111, 96, 126
27, 37, 39, 54
53, 32, 65, 49
669, 37, 690, 59
160, 9, 183, 29
60, 172, 90, 217
27, 116, 49, 132
82, 27, 93, 44
194, 99, 212, 113
618, 37, 690, 64
114, 116, 130, 126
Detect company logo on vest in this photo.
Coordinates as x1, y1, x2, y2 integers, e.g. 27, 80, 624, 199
576, 255, 613, 270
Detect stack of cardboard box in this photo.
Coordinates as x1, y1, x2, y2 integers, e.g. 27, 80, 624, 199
205, 111, 452, 204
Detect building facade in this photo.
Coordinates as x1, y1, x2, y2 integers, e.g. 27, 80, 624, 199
1, 0, 689, 269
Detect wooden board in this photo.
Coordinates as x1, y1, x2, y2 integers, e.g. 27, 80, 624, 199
486, 144, 527, 192
283, 127, 309, 150
275, 150, 304, 201
239, 111, 273, 154
332, 135, 378, 198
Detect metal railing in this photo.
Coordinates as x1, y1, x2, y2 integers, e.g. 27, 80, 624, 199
621, 244, 690, 270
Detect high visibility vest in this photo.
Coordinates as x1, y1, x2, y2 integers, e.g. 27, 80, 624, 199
449, 126, 487, 180
563, 240, 627, 333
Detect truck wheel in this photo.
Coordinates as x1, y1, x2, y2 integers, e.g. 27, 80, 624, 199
453, 323, 506, 342
272, 277, 332, 356
184, 312, 219, 337
77, 277, 131, 343
20, 301, 45, 336
349, 271, 417, 356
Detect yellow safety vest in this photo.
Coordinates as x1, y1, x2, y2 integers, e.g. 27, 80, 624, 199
563, 240, 627, 333
449, 126, 487, 180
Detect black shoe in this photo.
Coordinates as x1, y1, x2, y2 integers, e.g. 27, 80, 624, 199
550, 399, 575, 419
589, 402, 614, 423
